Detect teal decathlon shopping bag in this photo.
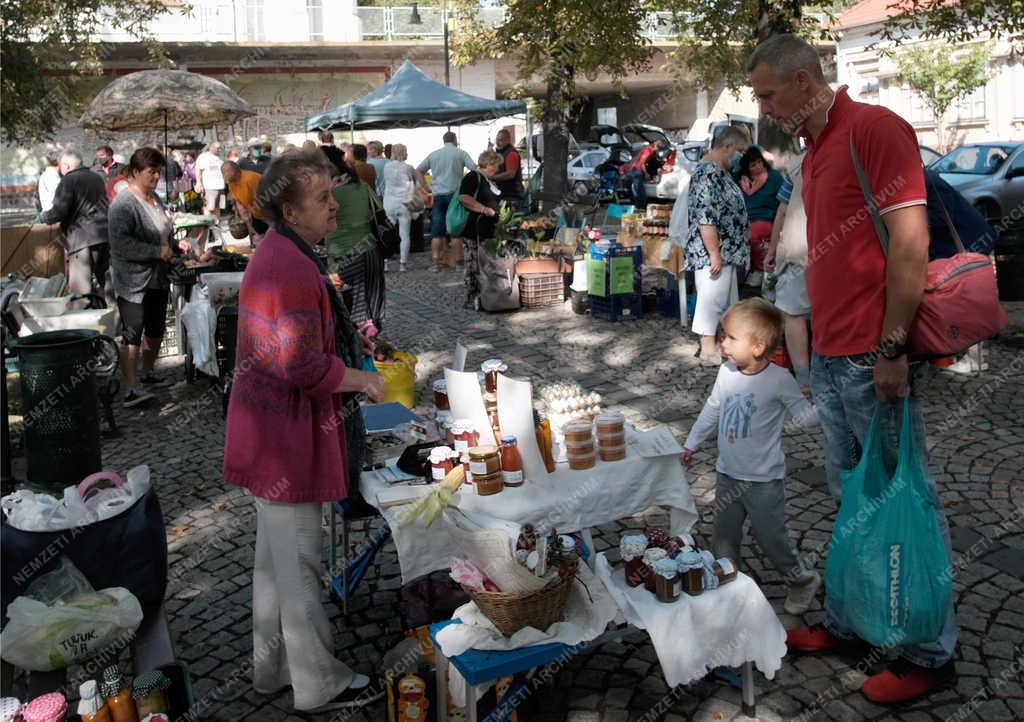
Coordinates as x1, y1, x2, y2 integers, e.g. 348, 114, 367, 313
824, 399, 952, 647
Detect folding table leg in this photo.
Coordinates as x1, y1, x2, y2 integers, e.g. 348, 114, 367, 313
328, 503, 337, 575
434, 650, 449, 722
741, 660, 756, 717
341, 517, 349, 616
466, 682, 479, 722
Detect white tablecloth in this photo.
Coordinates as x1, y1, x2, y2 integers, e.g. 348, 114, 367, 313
360, 450, 698, 584
595, 553, 787, 688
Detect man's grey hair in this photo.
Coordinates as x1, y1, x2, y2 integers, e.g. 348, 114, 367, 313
745, 34, 825, 82
711, 126, 751, 150
443, 131, 457, 144
60, 151, 83, 169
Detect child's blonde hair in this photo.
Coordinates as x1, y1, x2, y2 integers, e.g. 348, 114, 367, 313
721, 297, 783, 356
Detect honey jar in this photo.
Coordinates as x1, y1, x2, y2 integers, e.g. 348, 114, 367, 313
563, 419, 594, 442
598, 444, 626, 462
567, 452, 596, 470
475, 470, 504, 496
595, 411, 625, 437
597, 432, 625, 448
468, 445, 501, 477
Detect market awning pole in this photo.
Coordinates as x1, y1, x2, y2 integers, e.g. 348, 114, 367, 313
525, 107, 533, 180
164, 110, 171, 201
350, 121, 355, 144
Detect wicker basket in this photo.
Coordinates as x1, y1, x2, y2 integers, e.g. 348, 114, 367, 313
465, 573, 575, 636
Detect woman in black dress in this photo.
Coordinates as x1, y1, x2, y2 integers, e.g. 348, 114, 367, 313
457, 149, 503, 307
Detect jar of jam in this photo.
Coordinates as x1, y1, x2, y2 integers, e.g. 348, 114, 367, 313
499, 436, 525, 487
653, 558, 681, 603
481, 359, 507, 394
432, 379, 450, 410
468, 445, 501, 477
450, 420, 478, 456
428, 446, 456, 482
677, 551, 705, 596
475, 470, 504, 496
642, 548, 667, 593
131, 671, 170, 718
714, 558, 738, 585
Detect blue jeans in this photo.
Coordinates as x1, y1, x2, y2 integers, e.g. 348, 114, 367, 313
430, 193, 452, 239
629, 168, 647, 209
811, 352, 957, 668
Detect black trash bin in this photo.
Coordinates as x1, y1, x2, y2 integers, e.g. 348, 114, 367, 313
995, 227, 1024, 302
12, 329, 119, 493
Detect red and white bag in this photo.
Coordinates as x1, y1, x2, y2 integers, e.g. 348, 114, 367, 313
850, 135, 1008, 357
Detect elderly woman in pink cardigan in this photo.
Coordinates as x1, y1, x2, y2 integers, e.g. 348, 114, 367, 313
223, 150, 385, 713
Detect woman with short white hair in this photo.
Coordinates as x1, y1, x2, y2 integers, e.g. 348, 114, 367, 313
381, 143, 421, 271
685, 126, 751, 363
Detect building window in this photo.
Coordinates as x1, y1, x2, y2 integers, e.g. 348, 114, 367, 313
308, 0, 324, 40
909, 91, 932, 125
955, 85, 986, 122
246, 0, 265, 41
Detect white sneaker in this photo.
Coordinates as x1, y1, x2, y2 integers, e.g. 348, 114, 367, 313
945, 353, 988, 375
400, 262, 407, 272
784, 571, 821, 615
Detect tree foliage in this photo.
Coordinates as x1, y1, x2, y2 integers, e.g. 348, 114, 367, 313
893, 42, 990, 151
876, 0, 1023, 57
1, 0, 176, 144
450, 0, 655, 201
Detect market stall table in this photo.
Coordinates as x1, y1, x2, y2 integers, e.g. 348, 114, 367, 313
359, 430, 697, 585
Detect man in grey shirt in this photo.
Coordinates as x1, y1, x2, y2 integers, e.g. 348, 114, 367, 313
367, 140, 389, 197
416, 132, 475, 270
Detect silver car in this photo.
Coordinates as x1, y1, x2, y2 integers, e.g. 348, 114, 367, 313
932, 142, 1024, 226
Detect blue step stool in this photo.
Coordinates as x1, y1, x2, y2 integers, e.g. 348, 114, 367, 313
429, 620, 586, 722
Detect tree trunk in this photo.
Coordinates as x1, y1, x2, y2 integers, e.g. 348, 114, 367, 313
755, 0, 802, 158
540, 70, 570, 208
933, 109, 945, 153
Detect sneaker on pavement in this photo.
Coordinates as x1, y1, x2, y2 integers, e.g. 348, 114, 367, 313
784, 571, 821, 615
140, 373, 166, 386
305, 674, 385, 711
861, 658, 955, 704
400, 262, 407, 272
786, 623, 875, 657
123, 388, 154, 408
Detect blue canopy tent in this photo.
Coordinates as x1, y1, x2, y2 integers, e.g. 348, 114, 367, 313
305, 59, 528, 133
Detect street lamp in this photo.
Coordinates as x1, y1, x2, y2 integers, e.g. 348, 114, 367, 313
408, 1, 449, 87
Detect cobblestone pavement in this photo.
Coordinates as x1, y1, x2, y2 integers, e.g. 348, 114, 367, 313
75, 251, 1023, 721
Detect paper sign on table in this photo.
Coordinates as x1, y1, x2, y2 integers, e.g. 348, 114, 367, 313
610, 255, 634, 294
587, 259, 606, 297
496, 373, 549, 481
444, 368, 497, 446
628, 425, 684, 458
454, 343, 468, 372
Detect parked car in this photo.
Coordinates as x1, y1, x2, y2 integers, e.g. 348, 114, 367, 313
567, 148, 610, 195
932, 142, 1024, 225
920, 145, 942, 168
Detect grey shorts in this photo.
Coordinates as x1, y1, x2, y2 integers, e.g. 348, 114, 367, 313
774, 264, 811, 316
204, 188, 225, 211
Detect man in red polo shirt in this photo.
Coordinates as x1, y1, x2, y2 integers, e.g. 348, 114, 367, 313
746, 34, 957, 704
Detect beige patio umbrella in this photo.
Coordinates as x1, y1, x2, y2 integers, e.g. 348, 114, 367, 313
80, 69, 256, 195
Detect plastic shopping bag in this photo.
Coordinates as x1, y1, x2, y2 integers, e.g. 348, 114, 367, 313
0, 558, 144, 671
824, 399, 952, 647
180, 288, 218, 377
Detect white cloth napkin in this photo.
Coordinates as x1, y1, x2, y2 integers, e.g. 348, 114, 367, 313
595, 553, 787, 687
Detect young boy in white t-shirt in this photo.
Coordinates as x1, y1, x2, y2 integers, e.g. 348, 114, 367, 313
681, 297, 822, 614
